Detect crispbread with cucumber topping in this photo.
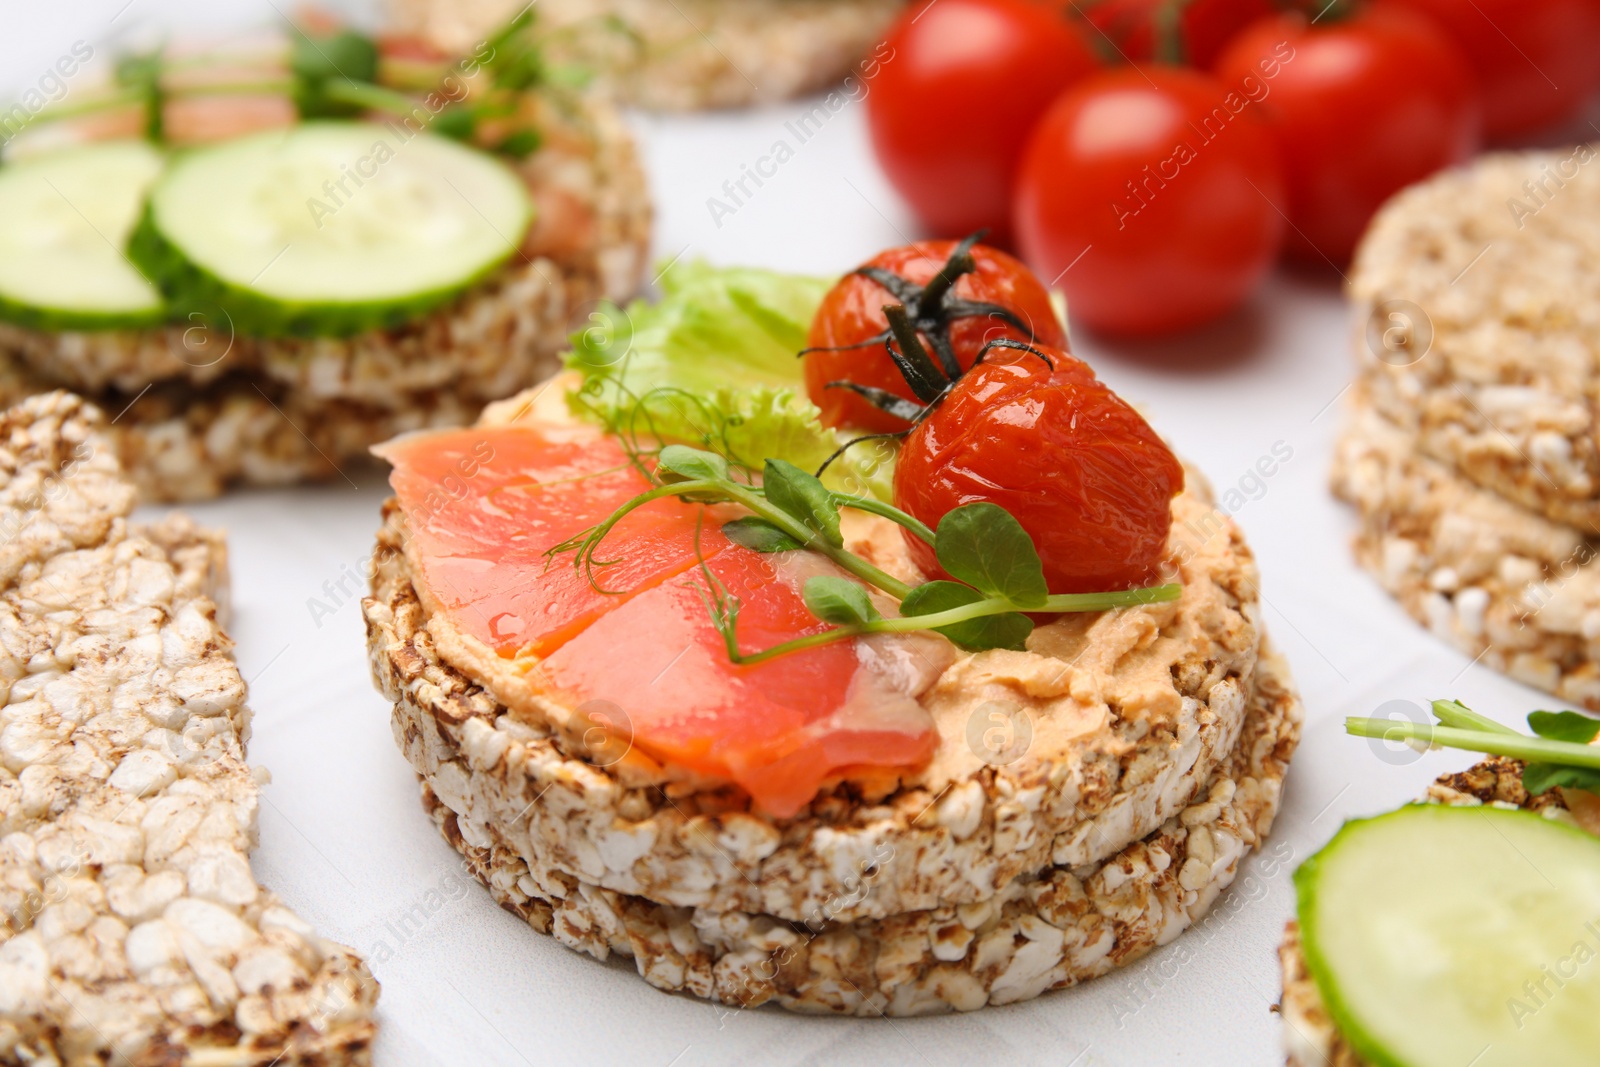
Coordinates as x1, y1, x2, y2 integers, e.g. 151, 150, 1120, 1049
0, 12, 649, 497
1279, 759, 1580, 1067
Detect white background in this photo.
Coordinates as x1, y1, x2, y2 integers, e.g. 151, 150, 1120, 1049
5, 4, 1592, 1064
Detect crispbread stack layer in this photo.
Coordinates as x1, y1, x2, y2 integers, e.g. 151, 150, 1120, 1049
363, 390, 1304, 1012
1351, 146, 1600, 533
0, 92, 649, 502
1278, 758, 1573, 1067
1335, 146, 1600, 706
0, 393, 377, 1064
389, 0, 906, 111
1333, 391, 1600, 710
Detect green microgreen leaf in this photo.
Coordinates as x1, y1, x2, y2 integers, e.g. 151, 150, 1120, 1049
803, 576, 881, 626
290, 27, 380, 117
934, 503, 1048, 609
494, 128, 543, 159
430, 105, 477, 141
1523, 761, 1600, 797
722, 517, 802, 553
1527, 710, 1600, 744
657, 444, 728, 484
901, 581, 1032, 653
763, 459, 842, 548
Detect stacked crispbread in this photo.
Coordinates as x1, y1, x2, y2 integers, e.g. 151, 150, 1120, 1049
363, 386, 1304, 1014
389, 0, 906, 111
0, 392, 378, 1064
1332, 146, 1600, 709
0, 94, 649, 502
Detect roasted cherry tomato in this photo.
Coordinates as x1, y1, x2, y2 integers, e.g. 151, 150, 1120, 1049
805, 239, 1066, 433
1073, 0, 1275, 68
894, 345, 1184, 594
1214, 6, 1479, 267
1013, 66, 1285, 337
865, 0, 1101, 243
1378, 0, 1600, 141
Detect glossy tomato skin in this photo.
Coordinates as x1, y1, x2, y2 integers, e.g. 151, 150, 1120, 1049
1075, 0, 1275, 68
894, 348, 1184, 594
1012, 66, 1285, 337
866, 0, 1100, 243
1378, 0, 1600, 140
805, 240, 1067, 432
1214, 7, 1479, 267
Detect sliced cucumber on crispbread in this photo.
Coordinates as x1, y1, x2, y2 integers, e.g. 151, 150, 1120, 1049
128, 122, 535, 338
0, 140, 167, 331
1296, 803, 1600, 1067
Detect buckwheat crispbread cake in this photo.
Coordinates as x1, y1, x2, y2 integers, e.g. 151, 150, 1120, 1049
0, 393, 378, 1064
389, 0, 905, 111
1351, 145, 1600, 533
1277, 758, 1572, 1067
0, 93, 649, 501
363, 381, 1303, 1011
1333, 389, 1600, 710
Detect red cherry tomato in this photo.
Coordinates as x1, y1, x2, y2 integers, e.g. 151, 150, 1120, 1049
894, 345, 1184, 594
1378, 0, 1600, 140
805, 240, 1067, 433
1213, 7, 1479, 267
865, 0, 1101, 243
1012, 66, 1285, 337
1073, 0, 1275, 68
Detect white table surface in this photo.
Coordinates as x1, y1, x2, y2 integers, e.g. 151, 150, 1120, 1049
5, 5, 1579, 1064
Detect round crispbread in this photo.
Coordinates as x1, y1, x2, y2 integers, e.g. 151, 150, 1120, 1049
0, 94, 649, 493
365, 414, 1270, 929
1350, 145, 1600, 533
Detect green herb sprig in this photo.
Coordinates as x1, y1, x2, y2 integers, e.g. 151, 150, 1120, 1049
1347, 699, 1600, 796
551, 443, 1181, 664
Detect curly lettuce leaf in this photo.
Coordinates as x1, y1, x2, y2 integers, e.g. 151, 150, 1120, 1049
564, 261, 895, 498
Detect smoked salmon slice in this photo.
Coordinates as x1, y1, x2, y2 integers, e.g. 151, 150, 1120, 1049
378, 423, 938, 816
376, 424, 732, 658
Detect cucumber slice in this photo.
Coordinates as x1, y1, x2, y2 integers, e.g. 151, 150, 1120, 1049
129, 121, 534, 338
1297, 804, 1600, 1067
0, 141, 166, 331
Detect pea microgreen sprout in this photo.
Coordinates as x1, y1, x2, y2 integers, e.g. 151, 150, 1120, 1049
549, 441, 1181, 663
1347, 699, 1600, 796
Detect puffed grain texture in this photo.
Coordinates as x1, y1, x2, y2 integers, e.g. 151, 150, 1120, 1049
1332, 389, 1600, 710
0, 392, 378, 1066
1350, 145, 1600, 532
416, 645, 1298, 1014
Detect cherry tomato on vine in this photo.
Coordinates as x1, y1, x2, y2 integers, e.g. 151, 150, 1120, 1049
865, 0, 1101, 243
893, 345, 1184, 594
1214, 6, 1479, 267
1377, 0, 1600, 140
1012, 66, 1285, 337
1073, 0, 1275, 68
805, 240, 1066, 433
